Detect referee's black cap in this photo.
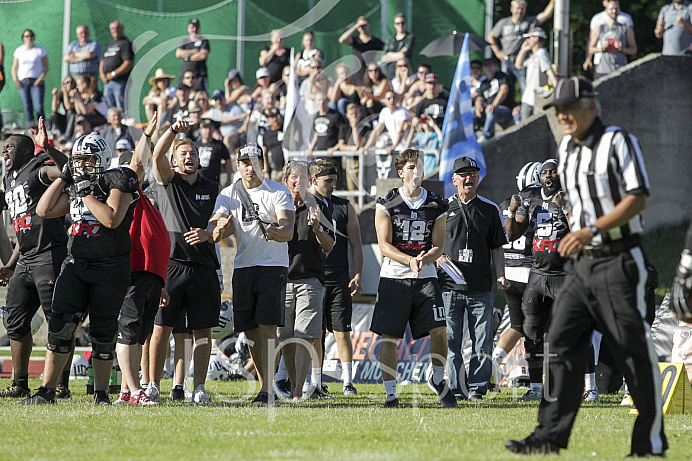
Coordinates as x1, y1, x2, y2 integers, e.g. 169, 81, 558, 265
543, 76, 596, 110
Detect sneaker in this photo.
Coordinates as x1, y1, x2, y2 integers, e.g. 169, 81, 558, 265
468, 393, 484, 403
583, 389, 600, 402
170, 386, 185, 401
251, 391, 279, 406
55, 385, 72, 400
621, 390, 633, 407
0, 380, 31, 398
114, 390, 131, 405
130, 389, 158, 406
19, 387, 56, 405
383, 394, 399, 408
320, 383, 330, 395
427, 375, 457, 408
145, 382, 161, 403
343, 383, 357, 396
453, 392, 468, 402
506, 434, 560, 455
272, 379, 291, 399
520, 388, 543, 401
192, 388, 211, 403
94, 392, 111, 405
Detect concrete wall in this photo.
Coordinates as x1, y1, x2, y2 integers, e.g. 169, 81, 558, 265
476, 54, 692, 230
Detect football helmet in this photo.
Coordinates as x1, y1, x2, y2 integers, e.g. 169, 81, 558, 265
70, 354, 90, 378
206, 355, 231, 381
516, 162, 542, 191
1, 307, 44, 336
71, 133, 112, 177
211, 301, 234, 339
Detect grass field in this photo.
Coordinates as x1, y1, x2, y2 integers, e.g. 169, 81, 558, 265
1, 378, 691, 460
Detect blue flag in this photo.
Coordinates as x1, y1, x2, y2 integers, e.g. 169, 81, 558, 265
439, 33, 486, 198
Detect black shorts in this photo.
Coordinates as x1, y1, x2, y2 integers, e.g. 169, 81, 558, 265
156, 260, 221, 331
4, 262, 62, 339
371, 277, 445, 339
505, 280, 527, 333
117, 271, 164, 345
51, 259, 131, 346
232, 266, 287, 332
323, 283, 353, 332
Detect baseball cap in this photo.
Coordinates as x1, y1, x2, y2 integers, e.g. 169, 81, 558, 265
199, 118, 216, 128
264, 107, 279, 117
228, 69, 240, 81
237, 144, 263, 161
75, 115, 88, 124
115, 139, 132, 150
453, 156, 481, 173
189, 18, 200, 26
523, 26, 547, 39
256, 67, 271, 79
543, 76, 596, 110
424, 73, 440, 84
118, 150, 133, 165
187, 100, 202, 113
211, 89, 224, 100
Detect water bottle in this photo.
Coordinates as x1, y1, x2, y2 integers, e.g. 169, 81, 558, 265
86, 365, 94, 395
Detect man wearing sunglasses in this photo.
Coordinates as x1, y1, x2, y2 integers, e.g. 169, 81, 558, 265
437, 156, 509, 402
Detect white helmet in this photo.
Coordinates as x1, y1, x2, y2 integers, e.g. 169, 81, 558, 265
207, 355, 230, 381
1, 307, 44, 336
211, 301, 234, 339
70, 354, 90, 378
516, 162, 542, 191
72, 133, 112, 176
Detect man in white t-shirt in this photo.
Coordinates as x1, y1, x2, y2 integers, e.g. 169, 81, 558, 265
583, 0, 634, 71
207, 144, 295, 405
362, 90, 412, 154
515, 27, 557, 121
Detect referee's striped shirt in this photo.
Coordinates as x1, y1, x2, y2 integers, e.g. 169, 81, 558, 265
557, 117, 650, 246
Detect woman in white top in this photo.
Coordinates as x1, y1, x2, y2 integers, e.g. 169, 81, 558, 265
11, 29, 48, 127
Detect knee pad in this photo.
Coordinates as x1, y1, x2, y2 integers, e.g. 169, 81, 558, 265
47, 312, 80, 354
91, 335, 117, 361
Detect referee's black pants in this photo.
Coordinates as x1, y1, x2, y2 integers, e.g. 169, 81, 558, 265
533, 247, 667, 456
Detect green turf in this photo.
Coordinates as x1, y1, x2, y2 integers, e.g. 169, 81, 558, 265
1, 379, 690, 460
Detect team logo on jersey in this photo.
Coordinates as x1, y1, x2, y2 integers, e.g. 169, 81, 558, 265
411, 211, 418, 219
70, 221, 101, 238
13, 213, 33, 232
196, 194, 211, 201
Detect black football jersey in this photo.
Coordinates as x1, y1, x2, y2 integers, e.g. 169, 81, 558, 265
517, 187, 570, 275
67, 167, 139, 263
377, 188, 448, 257
500, 192, 535, 270
2, 153, 67, 265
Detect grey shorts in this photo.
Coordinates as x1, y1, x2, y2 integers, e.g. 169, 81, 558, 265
278, 277, 325, 341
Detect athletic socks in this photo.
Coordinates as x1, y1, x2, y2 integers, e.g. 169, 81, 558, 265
491, 347, 507, 363
384, 379, 397, 397
276, 356, 288, 381
342, 362, 353, 386
584, 372, 597, 391
16, 375, 29, 390
311, 367, 322, 389
57, 369, 71, 388
432, 365, 445, 386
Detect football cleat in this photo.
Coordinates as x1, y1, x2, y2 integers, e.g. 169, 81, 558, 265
621, 390, 633, 407
506, 434, 560, 455
192, 388, 212, 403
170, 386, 185, 401
251, 391, 279, 406
130, 389, 158, 406
343, 383, 358, 396
467, 393, 485, 403
583, 389, 600, 402
520, 388, 543, 401
0, 381, 31, 398
383, 394, 399, 408
309, 387, 335, 400
114, 390, 131, 405
55, 385, 72, 400
19, 387, 56, 405
427, 375, 457, 408
94, 391, 111, 405
272, 379, 291, 399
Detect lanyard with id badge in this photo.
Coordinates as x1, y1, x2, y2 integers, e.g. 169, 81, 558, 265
456, 196, 473, 264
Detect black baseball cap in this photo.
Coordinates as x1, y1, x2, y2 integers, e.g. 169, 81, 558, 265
543, 76, 596, 110
199, 118, 216, 128
237, 144, 263, 161
453, 156, 480, 173
189, 18, 200, 26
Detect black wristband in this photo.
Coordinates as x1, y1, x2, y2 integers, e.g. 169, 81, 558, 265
169, 126, 178, 134
144, 132, 153, 138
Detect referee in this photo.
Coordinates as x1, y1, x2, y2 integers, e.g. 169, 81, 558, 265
506, 76, 667, 457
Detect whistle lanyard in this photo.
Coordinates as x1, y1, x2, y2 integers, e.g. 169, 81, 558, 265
456, 195, 471, 250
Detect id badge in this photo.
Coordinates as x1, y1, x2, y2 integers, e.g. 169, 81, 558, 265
459, 249, 473, 263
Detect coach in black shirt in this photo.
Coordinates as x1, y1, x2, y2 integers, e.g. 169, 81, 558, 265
507, 77, 667, 457
438, 156, 509, 402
